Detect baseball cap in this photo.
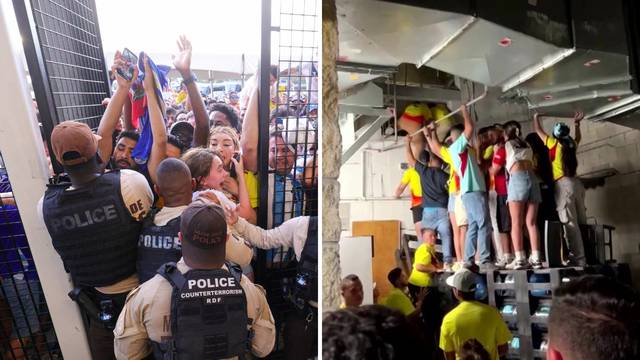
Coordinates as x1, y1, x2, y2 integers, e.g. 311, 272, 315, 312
445, 268, 477, 292
553, 122, 570, 139
180, 201, 228, 249
50, 121, 102, 166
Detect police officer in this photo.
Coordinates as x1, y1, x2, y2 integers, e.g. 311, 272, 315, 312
137, 158, 253, 283
225, 210, 317, 360
38, 121, 153, 360
114, 199, 276, 359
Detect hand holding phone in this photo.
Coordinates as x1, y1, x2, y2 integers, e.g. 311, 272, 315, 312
116, 48, 138, 81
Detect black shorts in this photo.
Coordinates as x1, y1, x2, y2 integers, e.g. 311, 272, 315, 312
411, 206, 423, 223
496, 194, 511, 233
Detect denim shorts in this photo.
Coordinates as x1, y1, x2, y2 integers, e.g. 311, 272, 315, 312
448, 194, 456, 213
507, 171, 542, 203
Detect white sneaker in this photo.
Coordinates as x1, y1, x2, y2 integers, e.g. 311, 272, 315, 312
505, 258, 529, 270
529, 257, 543, 269
451, 262, 463, 272
495, 256, 514, 269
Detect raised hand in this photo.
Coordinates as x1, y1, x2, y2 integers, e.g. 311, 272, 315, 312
574, 110, 584, 124
142, 55, 155, 91
173, 35, 192, 77
111, 51, 138, 90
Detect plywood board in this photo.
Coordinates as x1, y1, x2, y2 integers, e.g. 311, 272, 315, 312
352, 220, 401, 299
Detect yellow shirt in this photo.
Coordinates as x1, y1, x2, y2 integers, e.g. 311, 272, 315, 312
440, 301, 512, 360
483, 145, 495, 191
440, 147, 459, 195
245, 171, 259, 208
408, 243, 435, 287
381, 288, 415, 316
545, 137, 565, 181
401, 168, 422, 207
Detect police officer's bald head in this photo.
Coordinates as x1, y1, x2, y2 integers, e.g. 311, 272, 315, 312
155, 158, 193, 206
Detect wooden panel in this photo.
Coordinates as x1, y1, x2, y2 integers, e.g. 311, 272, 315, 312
352, 220, 401, 299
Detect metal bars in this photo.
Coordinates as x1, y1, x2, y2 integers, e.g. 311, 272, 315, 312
0, 155, 61, 359
13, 0, 111, 174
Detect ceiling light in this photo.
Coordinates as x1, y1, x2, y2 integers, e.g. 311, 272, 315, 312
499, 37, 512, 47
584, 59, 601, 67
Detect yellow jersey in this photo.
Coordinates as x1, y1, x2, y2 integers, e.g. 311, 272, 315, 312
440, 300, 512, 360
401, 168, 423, 207
545, 137, 566, 181
381, 288, 415, 316
408, 243, 435, 287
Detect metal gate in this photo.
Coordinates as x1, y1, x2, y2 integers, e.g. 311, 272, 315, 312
12, 0, 111, 174
0, 154, 62, 359
2, 0, 111, 358
256, 0, 319, 357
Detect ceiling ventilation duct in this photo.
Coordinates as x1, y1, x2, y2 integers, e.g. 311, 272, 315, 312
337, 0, 573, 87
503, 0, 638, 120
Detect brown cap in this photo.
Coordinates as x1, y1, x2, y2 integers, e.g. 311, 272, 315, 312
50, 121, 102, 166
180, 200, 228, 249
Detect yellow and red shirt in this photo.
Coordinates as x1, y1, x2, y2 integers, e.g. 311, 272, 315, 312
440, 147, 460, 195
401, 168, 423, 207
545, 137, 566, 181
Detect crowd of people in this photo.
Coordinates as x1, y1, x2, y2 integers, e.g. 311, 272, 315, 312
10, 35, 319, 360
395, 103, 587, 271
328, 271, 639, 360
322, 102, 640, 360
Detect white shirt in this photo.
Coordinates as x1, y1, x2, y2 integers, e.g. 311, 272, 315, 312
232, 216, 310, 262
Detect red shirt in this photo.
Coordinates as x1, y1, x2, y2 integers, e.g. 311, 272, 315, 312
492, 146, 508, 195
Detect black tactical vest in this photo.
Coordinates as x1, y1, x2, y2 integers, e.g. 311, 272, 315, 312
298, 216, 318, 302
42, 171, 142, 287
153, 262, 251, 360
137, 211, 182, 283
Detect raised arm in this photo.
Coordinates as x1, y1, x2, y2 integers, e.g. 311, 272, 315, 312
405, 135, 417, 166
241, 86, 259, 173
424, 124, 443, 159
173, 35, 209, 148
122, 96, 134, 131
533, 112, 548, 142
232, 157, 257, 224
461, 104, 474, 141
574, 111, 583, 145
142, 55, 166, 186
98, 52, 138, 166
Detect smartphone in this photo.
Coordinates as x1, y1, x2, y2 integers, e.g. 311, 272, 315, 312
116, 48, 138, 81
229, 153, 241, 178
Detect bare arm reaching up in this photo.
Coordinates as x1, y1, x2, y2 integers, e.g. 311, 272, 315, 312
141, 55, 166, 186
241, 86, 259, 173
97, 52, 138, 166
533, 113, 548, 142
173, 35, 209, 148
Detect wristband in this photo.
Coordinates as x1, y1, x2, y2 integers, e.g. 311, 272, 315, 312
182, 73, 197, 85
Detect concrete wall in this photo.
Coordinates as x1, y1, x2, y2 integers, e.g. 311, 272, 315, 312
339, 142, 416, 236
